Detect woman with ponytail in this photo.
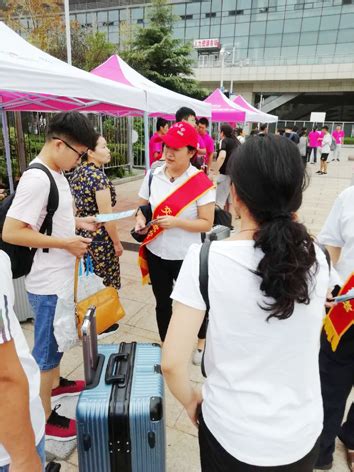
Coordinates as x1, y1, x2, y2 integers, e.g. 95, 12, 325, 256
162, 135, 335, 471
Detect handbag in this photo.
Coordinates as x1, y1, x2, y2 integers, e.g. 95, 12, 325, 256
74, 256, 125, 337
214, 205, 233, 229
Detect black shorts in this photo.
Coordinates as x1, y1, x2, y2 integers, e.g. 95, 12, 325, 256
321, 153, 329, 162
198, 412, 320, 472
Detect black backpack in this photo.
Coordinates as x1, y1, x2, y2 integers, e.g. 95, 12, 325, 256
0, 163, 59, 279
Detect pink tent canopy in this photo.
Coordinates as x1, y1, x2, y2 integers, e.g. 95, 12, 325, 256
91, 55, 211, 118
204, 89, 246, 122
232, 95, 278, 123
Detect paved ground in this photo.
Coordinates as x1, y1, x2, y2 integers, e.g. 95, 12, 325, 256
20, 149, 354, 471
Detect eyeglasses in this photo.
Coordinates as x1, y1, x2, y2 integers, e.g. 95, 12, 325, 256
52, 137, 88, 159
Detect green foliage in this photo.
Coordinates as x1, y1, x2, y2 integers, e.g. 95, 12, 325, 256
121, 0, 207, 100
344, 137, 354, 145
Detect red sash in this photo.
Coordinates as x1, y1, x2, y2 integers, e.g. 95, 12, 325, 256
323, 272, 354, 351
138, 170, 214, 284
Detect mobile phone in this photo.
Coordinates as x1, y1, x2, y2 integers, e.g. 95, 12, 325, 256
81, 307, 98, 386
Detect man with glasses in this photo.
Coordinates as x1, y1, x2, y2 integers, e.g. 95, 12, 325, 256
3, 112, 97, 443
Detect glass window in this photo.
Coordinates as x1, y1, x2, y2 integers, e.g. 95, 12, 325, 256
298, 45, 315, 58
211, 0, 222, 11
237, 0, 250, 8
266, 20, 283, 34
234, 35, 249, 48
249, 34, 265, 47
174, 28, 185, 39
109, 32, 119, 44
280, 45, 299, 57
223, 0, 237, 10
248, 48, 265, 60
263, 47, 281, 58
318, 30, 338, 44
201, 1, 211, 13
187, 3, 201, 14
172, 4, 186, 15
235, 22, 249, 35
282, 32, 300, 46
98, 11, 107, 23
337, 28, 354, 43
316, 44, 336, 57
283, 18, 302, 33
221, 23, 236, 36
265, 34, 282, 47
301, 16, 320, 31
320, 14, 340, 30
210, 24, 221, 36
108, 10, 119, 21
120, 9, 127, 21
185, 27, 197, 39
339, 13, 354, 29
199, 25, 210, 38
303, 7, 323, 18
132, 8, 143, 19
250, 21, 266, 34
335, 42, 354, 54
299, 31, 318, 46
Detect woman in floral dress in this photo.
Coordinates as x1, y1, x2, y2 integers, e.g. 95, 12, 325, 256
70, 134, 123, 290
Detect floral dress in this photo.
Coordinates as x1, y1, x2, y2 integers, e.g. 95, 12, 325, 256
70, 161, 121, 289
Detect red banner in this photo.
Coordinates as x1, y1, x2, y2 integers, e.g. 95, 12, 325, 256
324, 272, 354, 351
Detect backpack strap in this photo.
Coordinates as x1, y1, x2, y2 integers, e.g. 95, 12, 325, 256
148, 170, 153, 196
199, 240, 212, 378
25, 163, 59, 253
316, 243, 331, 272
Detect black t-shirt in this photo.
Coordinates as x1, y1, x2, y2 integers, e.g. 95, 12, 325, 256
219, 137, 238, 175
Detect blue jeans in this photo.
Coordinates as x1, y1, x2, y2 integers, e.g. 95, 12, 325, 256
0, 435, 45, 471
27, 293, 63, 371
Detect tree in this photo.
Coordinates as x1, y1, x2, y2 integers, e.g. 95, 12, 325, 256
121, 0, 207, 100
4, 0, 117, 71
4, 0, 64, 51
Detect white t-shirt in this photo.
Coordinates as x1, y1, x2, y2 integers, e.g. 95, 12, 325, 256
7, 158, 76, 295
138, 164, 215, 260
321, 133, 332, 154
0, 251, 45, 467
172, 241, 331, 466
317, 186, 354, 284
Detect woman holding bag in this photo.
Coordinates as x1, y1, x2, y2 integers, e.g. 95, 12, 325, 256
162, 135, 335, 471
134, 122, 215, 362
70, 134, 123, 336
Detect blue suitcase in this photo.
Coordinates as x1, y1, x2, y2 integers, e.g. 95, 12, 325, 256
76, 310, 165, 471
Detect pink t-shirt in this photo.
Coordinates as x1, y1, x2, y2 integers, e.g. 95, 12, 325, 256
149, 132, 163, 165
197, 134, 206, 154
308, 131, 321, 148
332, 130, 345, 144
199, 132, 215, 166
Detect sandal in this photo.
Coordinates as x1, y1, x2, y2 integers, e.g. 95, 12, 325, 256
346, 448, 354, 472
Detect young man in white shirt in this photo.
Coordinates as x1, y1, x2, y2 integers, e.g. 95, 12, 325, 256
2, 112, 97, 442
316, 185, 354, 470
317, 125, 332, 175
0, 250, 45, 472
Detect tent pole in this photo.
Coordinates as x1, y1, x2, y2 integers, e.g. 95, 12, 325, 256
1, 109, 15, 194
144, 112, 150, 170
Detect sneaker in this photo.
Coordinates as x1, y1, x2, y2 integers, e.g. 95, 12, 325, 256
337, 159, 340, 161
97, 323, 119, 340
192, 349, 203, 366
316, 170, 322, 173
45, 405, 76, 441
51, 377, 85, 401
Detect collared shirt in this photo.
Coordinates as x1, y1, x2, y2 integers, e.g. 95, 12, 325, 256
149, 132, 164, 165
138, 164, 215, 260
199, 132, 215, 166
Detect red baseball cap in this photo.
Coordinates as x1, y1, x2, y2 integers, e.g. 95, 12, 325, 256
162, 122, 198, 149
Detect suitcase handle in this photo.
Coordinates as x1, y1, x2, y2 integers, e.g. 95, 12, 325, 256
105, 353, 129, 386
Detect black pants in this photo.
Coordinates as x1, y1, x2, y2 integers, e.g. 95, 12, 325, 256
308, 147, 317, 163
198, 413, 320, 471
146, 249, 207, 342
316, 328, 354, 466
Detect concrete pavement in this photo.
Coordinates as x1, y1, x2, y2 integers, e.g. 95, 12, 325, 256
20, 149, 354, 471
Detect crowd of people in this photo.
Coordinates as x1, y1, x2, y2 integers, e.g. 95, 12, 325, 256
0, 110, 352, 472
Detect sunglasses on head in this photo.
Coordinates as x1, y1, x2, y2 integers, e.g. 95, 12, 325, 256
52, 137, 88, 159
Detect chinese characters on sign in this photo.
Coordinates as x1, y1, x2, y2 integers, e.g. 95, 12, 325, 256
193, 39, 221, 50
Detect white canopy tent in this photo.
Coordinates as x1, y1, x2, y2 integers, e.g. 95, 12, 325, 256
0, 22, 148, 191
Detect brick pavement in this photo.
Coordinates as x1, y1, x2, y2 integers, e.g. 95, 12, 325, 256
20, 149, 354, 471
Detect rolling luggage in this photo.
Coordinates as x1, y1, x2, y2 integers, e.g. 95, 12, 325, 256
76, 307, 166, 472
